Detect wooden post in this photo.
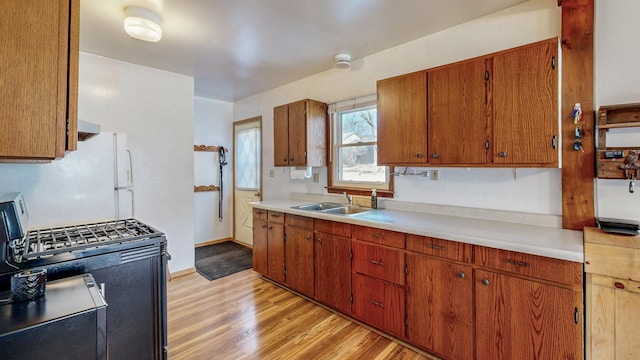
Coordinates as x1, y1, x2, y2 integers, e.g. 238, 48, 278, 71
560, 0, 595, 230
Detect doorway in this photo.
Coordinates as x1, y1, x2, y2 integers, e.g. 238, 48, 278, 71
233, 117, 262, 246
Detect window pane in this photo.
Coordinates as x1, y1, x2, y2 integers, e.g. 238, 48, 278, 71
341, 108, 377, 144
338, 145, 386, 183
236, 128, 260, 189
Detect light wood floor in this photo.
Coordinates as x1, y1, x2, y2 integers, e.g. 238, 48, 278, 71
168, 269, 435, 360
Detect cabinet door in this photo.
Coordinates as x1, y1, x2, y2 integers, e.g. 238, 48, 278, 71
252, 218, 268, 275
314, 232, 351, 313
273, 104, 289, 166
287, 100, 307, 166
377, 71, 428, 165
493, 39, 558, 166
428, 58, 489, 164
266, 222, 285, 283
587, 274, 640, 360
406, 255, 473, 360
284, 226, 314, 296
0, 0, 77, 159
475, 269, 582, 360
352, 273, 405, 338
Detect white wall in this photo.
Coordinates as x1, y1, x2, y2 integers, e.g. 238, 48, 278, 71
0, 53, 195, 274
78, 53, 195, 272
594, 0, 640, 222
234, 0, 563, 215
193, 97, 234, 244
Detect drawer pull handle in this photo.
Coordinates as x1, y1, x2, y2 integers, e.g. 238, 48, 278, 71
371, 233, 384, 239
505, 259, 532, 267
369, 300, 385, 308
481, 279, 490, 286
427, 244, 446, 251
270, 214, 282, 218
369, 260, 385, 266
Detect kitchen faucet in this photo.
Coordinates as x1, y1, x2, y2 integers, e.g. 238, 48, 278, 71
343, 192, 352, 205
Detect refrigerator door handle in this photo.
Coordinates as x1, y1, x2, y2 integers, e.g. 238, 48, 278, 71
126, 149, 133, 186
128, 189, 135, 218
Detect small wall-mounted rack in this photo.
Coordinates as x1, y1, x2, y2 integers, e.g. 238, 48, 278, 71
193, 144, 228, 192
597, 103, 640, 179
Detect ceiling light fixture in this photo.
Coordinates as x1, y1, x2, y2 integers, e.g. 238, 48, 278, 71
334, 54, 351, 70
124, 6, 162, 42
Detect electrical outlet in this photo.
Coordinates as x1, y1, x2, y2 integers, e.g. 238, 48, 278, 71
430, 170, 438, 181
312, 173, 320, 183
269, 169, 275, 177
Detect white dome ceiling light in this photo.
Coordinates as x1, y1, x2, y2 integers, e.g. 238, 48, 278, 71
124, 6, 162, 42
334, 53, 351, 70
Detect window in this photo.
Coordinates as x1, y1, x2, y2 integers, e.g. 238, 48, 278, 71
328, 96, 392, 196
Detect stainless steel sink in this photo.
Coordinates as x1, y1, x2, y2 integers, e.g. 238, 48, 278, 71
291, 202, 373, 216
291, 202, 344, 211
322, 205, 372, 215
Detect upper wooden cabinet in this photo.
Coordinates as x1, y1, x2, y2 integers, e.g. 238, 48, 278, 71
492, 39, 558, 166
377, 71, 428, 165
428, 58, 489, 165
378, 38, 559, 168
0, 0, 79, 160
273, 99, 327, 167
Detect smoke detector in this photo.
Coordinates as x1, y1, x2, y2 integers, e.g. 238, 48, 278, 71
334, 54, 351, 70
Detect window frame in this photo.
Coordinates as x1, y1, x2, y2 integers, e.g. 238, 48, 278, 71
327, 96, 394, 197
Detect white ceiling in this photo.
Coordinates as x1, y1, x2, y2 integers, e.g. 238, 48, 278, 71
79, 0, 528, 102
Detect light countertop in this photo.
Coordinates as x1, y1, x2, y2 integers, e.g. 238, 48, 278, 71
252, 200, 584, 263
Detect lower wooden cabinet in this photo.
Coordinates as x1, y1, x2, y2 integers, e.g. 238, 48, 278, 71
314, 231, 351, 314
252, 211, 584, 360
406, 254, 473, 360
584, 227, 640, 360
352, 273, 405, 338
475, 269, 582, 360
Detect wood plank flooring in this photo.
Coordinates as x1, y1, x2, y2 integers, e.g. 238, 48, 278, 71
168, 269, 436, 360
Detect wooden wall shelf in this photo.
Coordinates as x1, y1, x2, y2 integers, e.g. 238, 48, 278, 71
597, 103, 640, 180
194, 145, 228, 152
194, 185, 219, 192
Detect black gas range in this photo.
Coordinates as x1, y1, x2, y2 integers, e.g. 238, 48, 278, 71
0, 193, 169, 360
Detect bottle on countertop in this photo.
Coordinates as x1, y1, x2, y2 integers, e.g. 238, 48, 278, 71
370, 189, 377, 209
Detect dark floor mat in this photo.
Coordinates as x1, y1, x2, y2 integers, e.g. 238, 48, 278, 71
195, 242, 253, 281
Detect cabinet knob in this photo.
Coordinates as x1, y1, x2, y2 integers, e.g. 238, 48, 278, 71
283, 158, 287, 162
416, 152, 423, 158
316, 237, 322, 243
305, 235, 311, 240
432, 153, 439, 159
290, 158, 294, 162
457, 272, 465, 279
481, 279, 490, 286
498, 151, 507, 157
268, 226, 273, 230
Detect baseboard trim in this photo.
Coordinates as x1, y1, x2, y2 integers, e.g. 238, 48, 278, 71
170, 267, 196, 280
195, 237, 233, 248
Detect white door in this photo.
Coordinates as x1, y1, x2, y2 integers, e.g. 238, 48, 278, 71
234, 118, 262, 246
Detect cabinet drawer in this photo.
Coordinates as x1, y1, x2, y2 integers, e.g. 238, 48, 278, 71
406, 234, 471, 262
253, 208, 267, 221
353, 226, 404, 249
267, 211, 284, 224
353, 240, 405, 286
314, 219, 351, 237
474, 246, 582, 286
352, 273, 405, 338
285, 214, 312, 229
585, 242, 640, 281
